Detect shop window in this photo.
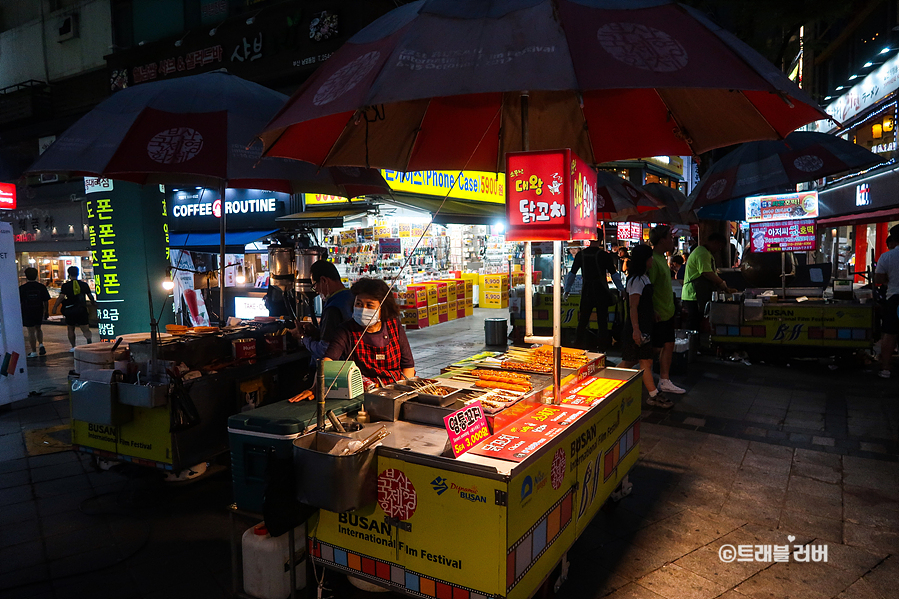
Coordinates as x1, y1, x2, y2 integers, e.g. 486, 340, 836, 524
849, 107, 897, 159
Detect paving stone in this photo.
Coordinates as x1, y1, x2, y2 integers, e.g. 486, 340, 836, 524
654, 509, 745, 546
0, 484, 33, 506
594, 537, 678, 582
783, 490, 842, 520
603, 582, 669, 599
791, 461, 841, 484
735, 563, 835, 599
630, 521, 710, 562
636, 563, 727, 599
29, 461, 85, 482
778, 509, 843, 544
857, 442, 887, 454
837, 578, 887, 599
674, 531, 768, 588
812, 436, 836, 447
0, 468, 30, 490
788, 476, 842, 501
732, 465, 790, 492
816, 541, 886, 577
741, 452, 793, 477
720, 498, 781, 529
0, 517, 42, 548
0, 540, 44, 575
743, 426, 768, 437
860, 555, 899, 599
843, 523, 899, 555
0, 458, 29, 474
683, 417, 706, 427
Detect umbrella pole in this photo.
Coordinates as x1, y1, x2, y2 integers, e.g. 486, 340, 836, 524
219, 182, 227, 328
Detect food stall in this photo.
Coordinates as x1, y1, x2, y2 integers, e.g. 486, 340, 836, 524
710, 210, 875, 357
69, 322, 312, 471
260, 149, 644, 599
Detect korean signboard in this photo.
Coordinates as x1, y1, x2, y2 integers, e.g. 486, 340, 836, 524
615, 222, 642, 243
382, 170, 505, 204
443, 401, 490, 458
304, 193, 365, 206
0, 183, 15, 210
505, 149, 598, 241
86, 181, 173, 340
745, 191, 818, 223
749, 219, 817, 253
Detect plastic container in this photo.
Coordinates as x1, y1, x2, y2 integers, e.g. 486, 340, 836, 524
485, 317, 508, 346
242, 522, 306, 599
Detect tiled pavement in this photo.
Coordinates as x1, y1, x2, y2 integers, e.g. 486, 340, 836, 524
1, 313, 896, 598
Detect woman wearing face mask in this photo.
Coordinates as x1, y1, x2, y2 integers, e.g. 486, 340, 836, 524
289, 278, 414, 401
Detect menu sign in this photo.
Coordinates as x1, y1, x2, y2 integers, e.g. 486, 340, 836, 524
745, 191, 818, 223
443, 401, 489, 458
749, 219, 817, 253
561, 377, 626, 409
470, 404, 586, 463
505, 149, 598, 241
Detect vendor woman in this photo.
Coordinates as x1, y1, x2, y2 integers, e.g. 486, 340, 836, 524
289, 278, 415, 401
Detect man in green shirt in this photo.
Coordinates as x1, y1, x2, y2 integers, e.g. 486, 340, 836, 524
683, 233, 730, 331
647, 225, 685, 395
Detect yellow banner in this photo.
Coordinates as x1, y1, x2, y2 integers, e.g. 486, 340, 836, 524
712, 304, 873, 348
382, 170, 506, 204
304, 193, 364, 206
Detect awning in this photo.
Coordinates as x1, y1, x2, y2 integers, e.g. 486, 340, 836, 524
379, 195, 504, 225
276, 208, 370, 228
169, 229, 278, 253
816, 207, 899, 227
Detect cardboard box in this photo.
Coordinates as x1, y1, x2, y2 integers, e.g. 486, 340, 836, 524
428, 303, 439, 326
437, 302, 449, 323
402, 307, 429, 329
511, 272, 526, 287
420, 281, 448, 303
479, 273, 510, 291
410, 284, 438, 307
398, 287, 428, 308
458, 273, 478, 296
456, 300, 467, 319
437, 280, 459, 303
481, 289, 509, 309
446, 299, 458, 320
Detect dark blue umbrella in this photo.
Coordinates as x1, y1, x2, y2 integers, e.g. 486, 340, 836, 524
688, 131, 885, 209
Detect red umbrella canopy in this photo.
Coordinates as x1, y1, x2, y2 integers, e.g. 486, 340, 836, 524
595, 171, 663, 219
259, 0, 826, 172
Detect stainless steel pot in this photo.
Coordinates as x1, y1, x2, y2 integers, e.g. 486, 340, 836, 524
295, 247, 327, 293
268, 245, 295, 278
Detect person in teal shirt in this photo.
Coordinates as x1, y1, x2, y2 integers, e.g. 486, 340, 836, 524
683, 233, 729, 331
647, 225, 686, 395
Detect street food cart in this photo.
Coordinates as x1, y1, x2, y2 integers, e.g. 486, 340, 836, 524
710, 217, 875, 358
69, 322, 312, 471
277, 149, 644, 599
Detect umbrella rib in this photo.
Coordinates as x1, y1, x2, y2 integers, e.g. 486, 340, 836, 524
652, 89, 698, 157
402, 98, 431, 172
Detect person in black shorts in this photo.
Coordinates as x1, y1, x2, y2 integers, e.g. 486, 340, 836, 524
19, 267, 50, 357
52, 266, 96, 352
618, 245, 672, 408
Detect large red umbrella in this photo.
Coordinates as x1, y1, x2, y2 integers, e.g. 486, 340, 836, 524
595, 171, 664, 219
258, 0, 826, 171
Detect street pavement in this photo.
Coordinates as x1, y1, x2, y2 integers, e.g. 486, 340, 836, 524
0, 313, 896, 599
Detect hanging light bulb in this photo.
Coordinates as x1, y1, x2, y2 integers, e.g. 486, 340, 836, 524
162, 274, 175, 291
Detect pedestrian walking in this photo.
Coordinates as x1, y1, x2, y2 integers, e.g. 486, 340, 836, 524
682, 233, 733, 331
874, 231, 899, 378
648, 225, 686, 395
618, 244, 672, 408
565, 230, 618, 351
52, 266, 96, 352
19, 267, 50, 358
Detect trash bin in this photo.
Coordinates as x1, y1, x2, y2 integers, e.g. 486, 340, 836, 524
485, 318, 508, 346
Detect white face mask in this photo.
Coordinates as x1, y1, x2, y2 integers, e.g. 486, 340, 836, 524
354, 306, 380, 327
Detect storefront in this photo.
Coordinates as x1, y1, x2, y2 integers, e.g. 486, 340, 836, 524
167, 186, 299, 323
0, 180, 94, 292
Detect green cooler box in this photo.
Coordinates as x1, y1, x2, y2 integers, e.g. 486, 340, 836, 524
227, 398, 362, 513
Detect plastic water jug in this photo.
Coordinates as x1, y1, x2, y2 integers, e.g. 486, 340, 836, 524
242, 522, 306, 599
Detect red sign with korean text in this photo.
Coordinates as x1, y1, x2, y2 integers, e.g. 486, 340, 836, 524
505, 149, 598, 241
443, 401, 490, 458
0, 182, 16, 210
470, 404, 587, 463
749, 219, 817, 253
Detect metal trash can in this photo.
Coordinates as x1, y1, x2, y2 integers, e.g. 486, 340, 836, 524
485, 318, 508, 346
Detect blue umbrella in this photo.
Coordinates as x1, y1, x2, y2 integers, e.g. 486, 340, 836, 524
688, 130, 885, 209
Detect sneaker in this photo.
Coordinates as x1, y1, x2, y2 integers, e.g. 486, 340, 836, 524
26, 352, 38, 358
647, 392, 674, 409
68, 347, 76, 353
38, 345, 46, 355
879, 369, 891, 379
659, 379, 686, 394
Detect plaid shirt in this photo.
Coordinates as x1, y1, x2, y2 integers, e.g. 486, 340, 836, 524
349, 318, 405, 384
